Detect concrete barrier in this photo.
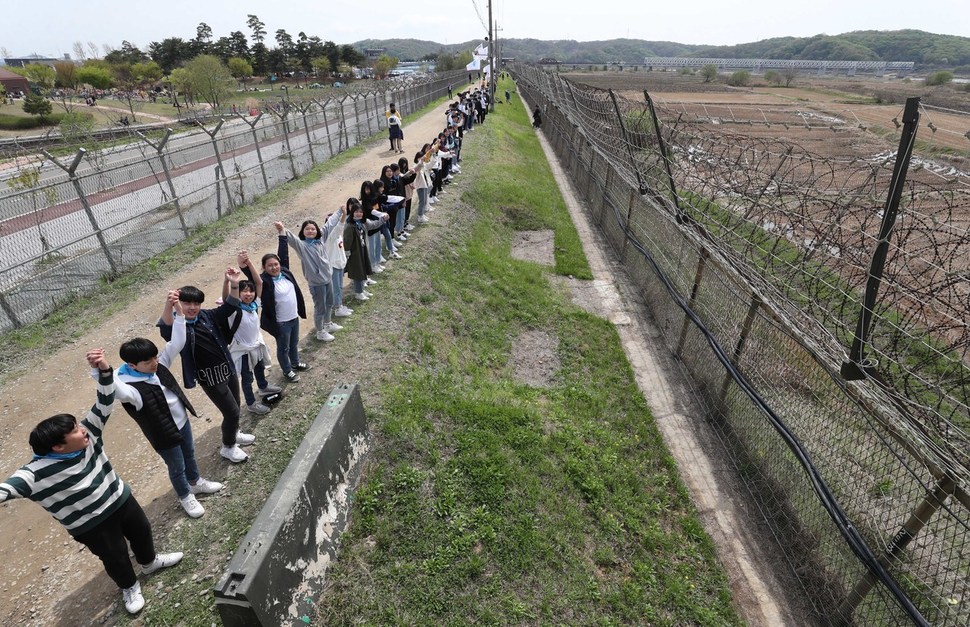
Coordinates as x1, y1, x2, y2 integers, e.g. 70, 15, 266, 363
213, 383, 369, 626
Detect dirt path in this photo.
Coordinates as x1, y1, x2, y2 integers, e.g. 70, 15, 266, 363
0, 102, 450, 626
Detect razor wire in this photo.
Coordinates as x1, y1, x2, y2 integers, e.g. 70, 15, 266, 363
514, 63, 970, 625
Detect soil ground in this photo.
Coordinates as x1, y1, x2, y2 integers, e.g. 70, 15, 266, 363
0, 88, 799, 625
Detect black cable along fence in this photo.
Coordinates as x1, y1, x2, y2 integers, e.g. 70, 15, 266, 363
0, 70, 466, 334
512, 64, 970, 625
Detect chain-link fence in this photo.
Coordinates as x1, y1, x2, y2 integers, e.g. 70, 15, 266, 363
513, 64, 970, 625
0, 70, 465, 332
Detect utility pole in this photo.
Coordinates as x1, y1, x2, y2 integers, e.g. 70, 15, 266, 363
488, 0, 495, 111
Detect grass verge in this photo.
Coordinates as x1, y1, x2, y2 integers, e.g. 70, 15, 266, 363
311, 78, 740, 625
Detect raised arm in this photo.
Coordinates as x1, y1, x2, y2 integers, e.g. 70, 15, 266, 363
238, 250, 263, 299
158, 298, 185, 368
160, 289, 177, 326
275, 222, 291, 267
82, 348, 116, 433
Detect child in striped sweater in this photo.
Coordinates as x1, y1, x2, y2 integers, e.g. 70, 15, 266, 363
0, 349, 183, 615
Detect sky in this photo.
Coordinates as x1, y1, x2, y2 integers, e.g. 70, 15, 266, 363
2, 0, 968, 60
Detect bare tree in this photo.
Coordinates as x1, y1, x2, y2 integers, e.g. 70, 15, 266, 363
0, 46, 10, 59
87, 41, 100, 59
782, 68, 798, 87
72, 41, 86, 61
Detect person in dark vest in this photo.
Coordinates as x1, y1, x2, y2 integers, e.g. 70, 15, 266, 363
118, 290, 224, 518
159, 275, 255, 464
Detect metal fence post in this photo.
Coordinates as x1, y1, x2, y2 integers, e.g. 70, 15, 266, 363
197, 119, 237, 212
645, 90, 685, 222
297, 103, 317, 166
214, 165, 223, 218
621, 188, 638, 261
314, 99, 336, 159
835, 476, 955, 624
841, 96, 921, 381
236, 112, 270, 192
43, 149, 118, 275
718, 292, 763, 404
351, 95, 363, 145
599, 165, 614, 226
267, 111, 298, 181
136, 129, 188, 236
676, 250, 709, 355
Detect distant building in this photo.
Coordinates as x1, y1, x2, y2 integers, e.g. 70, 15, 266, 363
3, 53, 69, 68
537, 57, 560, 66
0, 68, 30, 94
364, 48, 386, 60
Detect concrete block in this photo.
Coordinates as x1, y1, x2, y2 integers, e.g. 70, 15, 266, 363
213, 383, 369, 626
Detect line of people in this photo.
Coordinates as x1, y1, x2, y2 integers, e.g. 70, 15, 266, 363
0, 92, 480, 617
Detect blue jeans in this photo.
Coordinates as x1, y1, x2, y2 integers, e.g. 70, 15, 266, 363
276, 318, 300, 374
308, 283, 334, 331
353, 278, 365, 295
416, 187, 429, 217
381, 222, 396, 253
332, 268, 344, 307
368, 233, 382, 266
157, 421, 200, 499
240, 353, 269, 406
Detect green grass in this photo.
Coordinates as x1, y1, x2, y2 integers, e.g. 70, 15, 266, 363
311, 78, 739, 625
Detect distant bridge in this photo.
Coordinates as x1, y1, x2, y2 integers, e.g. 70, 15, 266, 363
642, 57, 915, 75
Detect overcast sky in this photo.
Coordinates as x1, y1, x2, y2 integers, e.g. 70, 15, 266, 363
3, 0, 968, 59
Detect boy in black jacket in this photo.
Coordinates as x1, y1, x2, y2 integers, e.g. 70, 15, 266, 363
158, 270, 254, 463
116, 290, 224, 518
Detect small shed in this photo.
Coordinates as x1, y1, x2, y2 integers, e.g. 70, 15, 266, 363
0, 68, 30, 95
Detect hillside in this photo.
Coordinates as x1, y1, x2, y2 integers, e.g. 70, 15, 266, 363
355, 30, 970, 67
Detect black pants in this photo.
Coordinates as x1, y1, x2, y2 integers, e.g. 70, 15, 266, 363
75, 494, 155, 589
203, 376, 241, 446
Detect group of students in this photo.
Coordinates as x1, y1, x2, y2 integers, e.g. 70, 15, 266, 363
0, 93, 480, 617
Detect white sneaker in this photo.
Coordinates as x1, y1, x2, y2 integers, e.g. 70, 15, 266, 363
365, 278, 378, 286
122, 582, 145, 614
354, 292, 369, 301
334, 306, 353, 317
220, 444, 249, 463
179, 493, 205, 518
189, 478, 223, 494
390, 251, 403, 260
373, 265, 384, 273
316, 330, 335, 342
405, 224, 415, 231
363, 290, 374, 297
418, 216, 429, 223
325, 321, 343, 332
236, 432, 256, 446
141, 552, 184, 575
